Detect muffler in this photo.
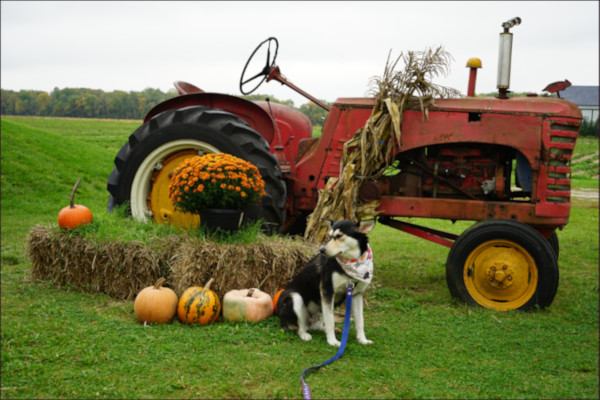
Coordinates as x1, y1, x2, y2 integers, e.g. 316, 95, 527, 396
497, 17, 521, 99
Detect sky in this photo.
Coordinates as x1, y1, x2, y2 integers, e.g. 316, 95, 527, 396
1, 1, 598, 107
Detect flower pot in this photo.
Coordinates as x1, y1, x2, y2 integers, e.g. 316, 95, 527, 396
200, 208, 244, 233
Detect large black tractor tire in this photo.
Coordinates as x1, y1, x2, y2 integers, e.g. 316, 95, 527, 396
106, 106, 286, 234
445, 219, 559, 311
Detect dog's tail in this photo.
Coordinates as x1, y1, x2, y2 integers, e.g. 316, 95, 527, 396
276, 291, 298, 330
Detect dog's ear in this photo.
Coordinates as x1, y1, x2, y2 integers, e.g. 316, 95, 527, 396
321, 218, 334, 230
357, 219, 376, 234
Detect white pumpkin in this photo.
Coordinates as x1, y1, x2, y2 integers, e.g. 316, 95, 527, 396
222, 288, 274, 323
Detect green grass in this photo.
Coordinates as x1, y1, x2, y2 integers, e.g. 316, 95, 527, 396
312, 124, 322, 137
572, 138, 599, 187
70, 207, 268, 246
1, 116, 598, 399
3, 115, 142, 151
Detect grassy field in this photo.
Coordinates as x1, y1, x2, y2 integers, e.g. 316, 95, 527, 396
1, 116, 598, 399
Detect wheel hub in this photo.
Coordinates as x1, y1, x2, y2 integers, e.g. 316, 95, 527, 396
486, 264, 514, 288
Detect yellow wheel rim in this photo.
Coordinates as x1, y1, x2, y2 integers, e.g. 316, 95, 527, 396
129, 138, 221, 229
463, 239, 538, 310
148, 150, 201, 229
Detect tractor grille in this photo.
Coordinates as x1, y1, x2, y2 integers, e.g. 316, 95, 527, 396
545, 121, 579, 203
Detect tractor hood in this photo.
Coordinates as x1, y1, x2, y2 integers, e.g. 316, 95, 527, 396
333, 96, 582, 119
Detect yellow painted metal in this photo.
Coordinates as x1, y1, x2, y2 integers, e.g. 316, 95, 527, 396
466, 57, 482, 68
463, 239, 538, 310
148, 150, 201, 229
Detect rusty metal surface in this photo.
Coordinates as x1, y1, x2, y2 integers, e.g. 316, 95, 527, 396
253, 100, 312, 173
379, 217, 458, 248
266, 66, 331, 111
377, 196, 569, 227
294, 104, 372, 200
467, 68, 478, 97
292, 95, 580, 234
330, 96, 581, 119
534, 116, 579, 217
173, 81, 204, 95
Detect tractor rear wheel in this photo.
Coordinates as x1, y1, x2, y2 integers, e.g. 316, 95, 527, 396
106, 106, 286, 233
445, 219, 559, 311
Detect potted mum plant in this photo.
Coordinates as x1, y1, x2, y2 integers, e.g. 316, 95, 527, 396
168, 153, 266, 232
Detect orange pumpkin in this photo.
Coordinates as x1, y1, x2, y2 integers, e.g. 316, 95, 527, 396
134, 277, 178, 324
177, 278, 221, 325
58, 178, 92, 230
273, 289, 284, 314
223, 288, 274, 323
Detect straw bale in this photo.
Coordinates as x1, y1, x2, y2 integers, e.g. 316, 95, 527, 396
28, 225, 179, 300
27, 225, 317, 300
169, 235, 315, 297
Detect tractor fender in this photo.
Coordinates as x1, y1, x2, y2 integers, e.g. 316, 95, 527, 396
144, 92, 276, 144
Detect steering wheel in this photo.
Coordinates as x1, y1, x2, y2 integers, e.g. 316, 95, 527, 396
239, 37, 279, 95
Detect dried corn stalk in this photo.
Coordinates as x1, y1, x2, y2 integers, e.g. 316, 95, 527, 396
304, 46, 462, 243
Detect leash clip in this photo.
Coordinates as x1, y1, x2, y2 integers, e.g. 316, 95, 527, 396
346, 282, 354, 295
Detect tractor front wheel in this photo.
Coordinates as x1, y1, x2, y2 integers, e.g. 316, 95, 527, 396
106, 106, 286, 233
445, 219, 559, 311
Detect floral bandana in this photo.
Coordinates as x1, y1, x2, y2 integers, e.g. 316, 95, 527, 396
336, 245, 373, 284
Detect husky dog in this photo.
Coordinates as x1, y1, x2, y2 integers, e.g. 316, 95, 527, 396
276, 219, 375, 347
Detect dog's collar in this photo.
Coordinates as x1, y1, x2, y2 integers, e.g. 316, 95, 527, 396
336, 245, 373, 284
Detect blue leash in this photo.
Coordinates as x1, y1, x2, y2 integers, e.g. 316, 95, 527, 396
301, 283, 354, 400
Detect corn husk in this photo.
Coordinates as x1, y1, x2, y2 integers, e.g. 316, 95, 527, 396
304, 47, 462, 242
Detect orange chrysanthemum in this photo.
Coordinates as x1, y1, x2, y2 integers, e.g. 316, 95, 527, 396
168, 153, 266, 213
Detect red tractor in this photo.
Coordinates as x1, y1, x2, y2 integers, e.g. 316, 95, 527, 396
107, 18, 581, 311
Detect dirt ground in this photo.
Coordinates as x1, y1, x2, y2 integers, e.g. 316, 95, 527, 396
571, 188, 599, 201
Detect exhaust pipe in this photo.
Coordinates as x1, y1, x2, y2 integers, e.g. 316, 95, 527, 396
466, 57, 482, 97
497, 17, 521, 99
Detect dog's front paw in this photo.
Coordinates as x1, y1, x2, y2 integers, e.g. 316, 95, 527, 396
298, 331, 312, 341
327, 338, 341, 347
357, 336, 373, 345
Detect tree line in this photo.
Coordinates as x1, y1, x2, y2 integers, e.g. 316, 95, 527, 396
1, 87, 177, 120
1, 87, 331, 126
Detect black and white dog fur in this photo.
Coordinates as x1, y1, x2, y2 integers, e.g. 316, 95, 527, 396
276, 219, 375, 347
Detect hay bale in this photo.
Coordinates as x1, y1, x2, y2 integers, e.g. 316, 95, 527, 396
28, 225, 180, 300
27, 225, 316, 300
170, 236, 315, 297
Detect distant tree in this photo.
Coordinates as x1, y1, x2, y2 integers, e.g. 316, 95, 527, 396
240, 94, 295, 108
36, 92, 51, 115
299, 100, 331, 127
13, 92, 30, 115
1, 89, 18, 115
580, 118, 599, 137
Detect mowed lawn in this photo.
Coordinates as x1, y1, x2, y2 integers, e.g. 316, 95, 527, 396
1, 116, 598, 399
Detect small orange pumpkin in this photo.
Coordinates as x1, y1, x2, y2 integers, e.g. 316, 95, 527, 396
134, 277, 178, 324
177, 278, 221, 325
223, 288, 274, 323
273, 289, 284, 314
58, 178, 92, 230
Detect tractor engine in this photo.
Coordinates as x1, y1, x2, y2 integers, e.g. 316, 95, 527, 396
389, 144, 513, 200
